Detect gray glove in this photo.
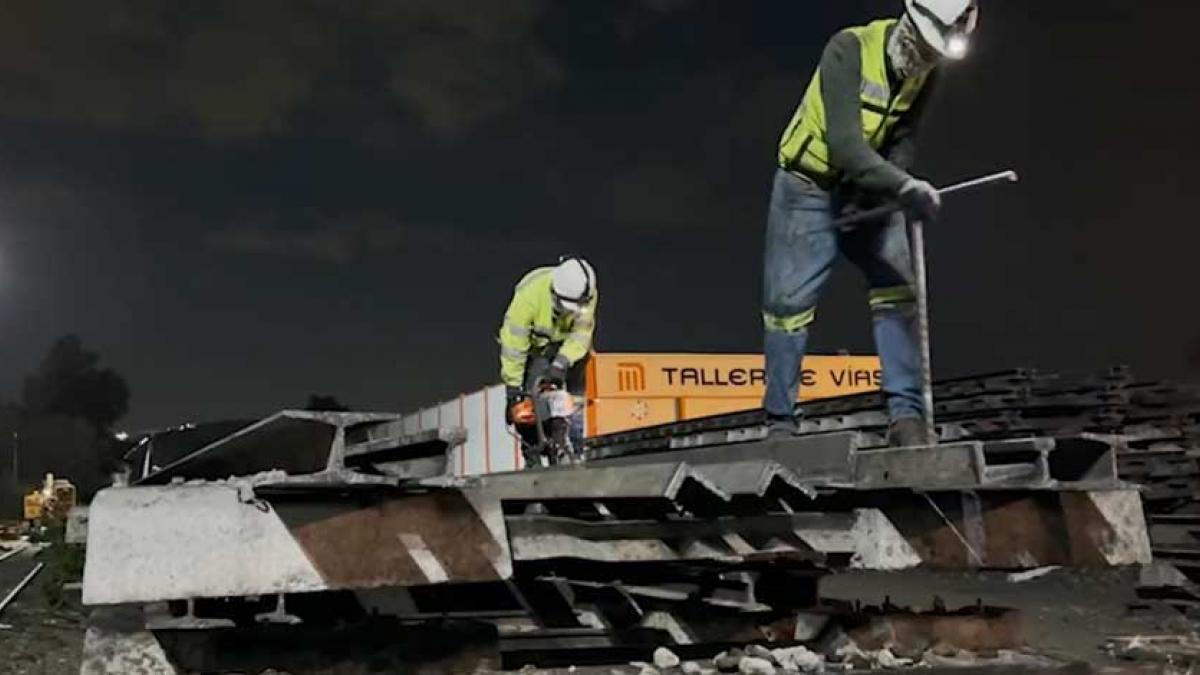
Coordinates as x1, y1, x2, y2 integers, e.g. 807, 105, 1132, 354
899, 177, 942, 223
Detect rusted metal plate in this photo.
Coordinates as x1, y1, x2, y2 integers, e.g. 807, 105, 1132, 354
281, 491, 509, 586
847, 609, 1022, 653
897, 492, 1069, 568
874, 489, 1150, 569
975, 493, 1069, 568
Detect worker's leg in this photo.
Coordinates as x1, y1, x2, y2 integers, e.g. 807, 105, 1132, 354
841, 212, 923, 422
761, 170, 838, 428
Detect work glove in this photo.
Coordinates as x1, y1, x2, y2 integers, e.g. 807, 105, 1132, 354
898, 177, 942, 223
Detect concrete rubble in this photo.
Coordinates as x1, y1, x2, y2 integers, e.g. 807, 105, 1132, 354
653, 647, 681, 669
736, 656, 775, 675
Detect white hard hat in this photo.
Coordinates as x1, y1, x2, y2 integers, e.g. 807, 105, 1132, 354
551, 257, 596, 314
905, 0, 979, 59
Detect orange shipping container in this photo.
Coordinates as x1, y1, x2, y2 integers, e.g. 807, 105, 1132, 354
678, 397, 761, 419
588, 353, 881, 400
589, 398, 678, 435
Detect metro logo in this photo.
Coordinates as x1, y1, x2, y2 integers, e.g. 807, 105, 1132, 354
616, 362, 646, 392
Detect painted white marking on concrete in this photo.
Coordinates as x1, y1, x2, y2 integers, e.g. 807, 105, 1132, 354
399, 534, 449, 583
83, 485, 326, 605
721, 533, 756, 555
850, 509, 922, 570
1088, 490, 1153, 565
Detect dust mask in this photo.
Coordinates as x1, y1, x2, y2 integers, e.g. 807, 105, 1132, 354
887, 15, 938, 80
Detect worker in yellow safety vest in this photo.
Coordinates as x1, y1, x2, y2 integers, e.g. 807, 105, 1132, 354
498, 257, 597, 448
762, 0, 979, 446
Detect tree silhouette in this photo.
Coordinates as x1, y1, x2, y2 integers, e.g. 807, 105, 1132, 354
0, 335, 132, 512
22, 334, 130, 432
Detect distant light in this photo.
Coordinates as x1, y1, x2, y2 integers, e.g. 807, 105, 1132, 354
115, 431, 129, 441
946, 34, 969, 59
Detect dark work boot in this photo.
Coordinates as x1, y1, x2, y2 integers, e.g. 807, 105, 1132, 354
887, 417, 930, 448
766, 414, 798, 438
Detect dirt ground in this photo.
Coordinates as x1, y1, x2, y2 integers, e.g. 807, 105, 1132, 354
0, 545, 85, 675
820, 568, 1194, 666
0, 544, 1193, 675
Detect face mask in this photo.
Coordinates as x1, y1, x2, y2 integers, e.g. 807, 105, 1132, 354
552, 296, 582, 321
887, 15, 939, 79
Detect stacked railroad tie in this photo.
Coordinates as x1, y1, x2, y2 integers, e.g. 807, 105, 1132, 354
586, 367, 1200, 501
585, 367, 1200, 591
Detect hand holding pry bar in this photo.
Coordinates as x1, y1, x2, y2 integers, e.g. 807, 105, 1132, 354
832, 170, 1019, 230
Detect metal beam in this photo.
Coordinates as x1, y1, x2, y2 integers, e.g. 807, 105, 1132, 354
689, 460, 817, 502
138, 411, 401, 485
593, 432, 860, 483
477, 462, 730, 508
854, 443, 986, 489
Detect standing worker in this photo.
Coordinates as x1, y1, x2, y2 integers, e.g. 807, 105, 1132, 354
499, 257, 598, 451
762, 0, 979, 445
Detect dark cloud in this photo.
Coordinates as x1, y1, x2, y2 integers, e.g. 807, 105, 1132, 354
0, 2, 701, 142
207, 212, 560, 264
0, 2, 335, 139
369, 0, 565, 139
0, 2, 554, 139
643, 0, 695, 11
172, 2, 336, 138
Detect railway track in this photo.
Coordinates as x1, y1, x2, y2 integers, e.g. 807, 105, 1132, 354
0, 545, 44, 618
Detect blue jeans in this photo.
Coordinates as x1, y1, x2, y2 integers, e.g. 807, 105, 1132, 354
762, 169, 923, 422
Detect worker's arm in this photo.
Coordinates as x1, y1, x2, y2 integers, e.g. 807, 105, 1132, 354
552, 297, 597, 372
820, 31, 916, 194
883, 71, 939, 171
499, 293, 536, 389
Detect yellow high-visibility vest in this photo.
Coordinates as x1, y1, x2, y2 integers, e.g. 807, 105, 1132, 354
778, 19, 929, 181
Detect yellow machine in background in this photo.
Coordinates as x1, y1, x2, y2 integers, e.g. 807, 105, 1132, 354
23, 473, 77, 525
22, 491, 42, 521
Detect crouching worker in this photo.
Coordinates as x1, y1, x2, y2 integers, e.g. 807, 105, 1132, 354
498, 257, 597, 466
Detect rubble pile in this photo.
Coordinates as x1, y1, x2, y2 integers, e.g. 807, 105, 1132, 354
621, 638, 1060, 675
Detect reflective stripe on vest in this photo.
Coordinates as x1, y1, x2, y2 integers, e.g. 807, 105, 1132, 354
777, 19, 929, 181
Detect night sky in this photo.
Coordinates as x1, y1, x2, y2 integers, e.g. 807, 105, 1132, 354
0, 1, 1195, 430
